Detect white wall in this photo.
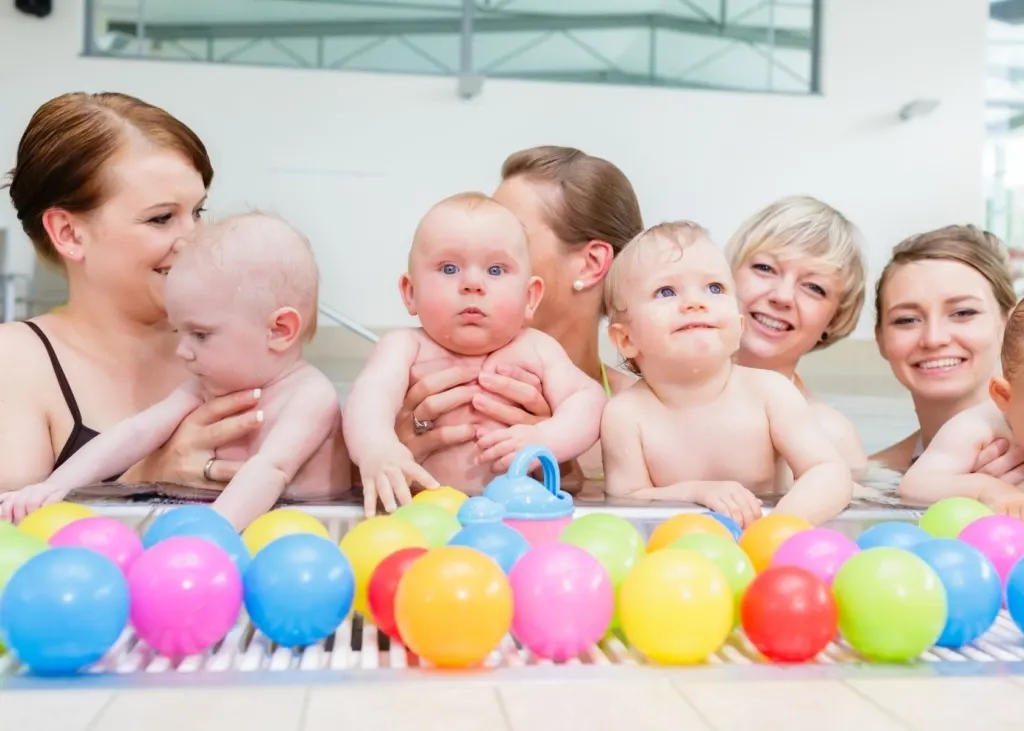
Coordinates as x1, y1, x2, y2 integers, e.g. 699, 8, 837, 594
0, 0, 990, 339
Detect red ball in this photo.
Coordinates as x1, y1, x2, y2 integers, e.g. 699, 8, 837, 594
366, 547, 428, 641
740, 565, 837, 662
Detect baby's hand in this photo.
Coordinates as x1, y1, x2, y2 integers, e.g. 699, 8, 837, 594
978, 482, 1024, 520
0, 483, 69, 524
695, 481, 763, 528
476, 424, 542, 474
359, 448, 439, 517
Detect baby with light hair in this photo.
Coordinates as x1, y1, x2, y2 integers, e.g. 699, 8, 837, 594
600, 221, 853, 527
344, 191, 607, 515
0, 212, 348, 530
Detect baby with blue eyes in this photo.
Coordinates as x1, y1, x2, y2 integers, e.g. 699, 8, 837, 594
599, 221, 853, 527
343, 192, 606, 513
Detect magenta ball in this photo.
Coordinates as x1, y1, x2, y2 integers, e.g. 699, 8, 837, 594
959, 515, 1024, 582
508, 543, 614, 661
49, 516, 144, 575
127, 536, 243, 656
770, 528, 860, 586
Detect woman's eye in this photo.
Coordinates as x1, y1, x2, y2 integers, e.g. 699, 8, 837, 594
150, 213, 172, 225
752, 263, 773, 274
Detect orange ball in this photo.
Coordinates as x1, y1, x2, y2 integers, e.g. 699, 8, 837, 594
394, 546, 513, 668
648, 513, 733, 552
738, 513, 813, 573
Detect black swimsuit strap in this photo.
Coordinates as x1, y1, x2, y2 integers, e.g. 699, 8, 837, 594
24, 321, 84, 424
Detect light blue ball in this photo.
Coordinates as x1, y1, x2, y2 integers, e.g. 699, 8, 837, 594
447, 522, 530, 574
855, 521, 929, 551
144, 505, 250, 574
243, 534, 354, 647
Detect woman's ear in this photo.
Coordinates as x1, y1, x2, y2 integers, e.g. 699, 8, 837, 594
575, 240, 614, 291
42, 208, 86, 263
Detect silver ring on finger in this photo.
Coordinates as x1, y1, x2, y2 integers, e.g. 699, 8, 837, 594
413, 414, 434, 435
203, 457, 217, 482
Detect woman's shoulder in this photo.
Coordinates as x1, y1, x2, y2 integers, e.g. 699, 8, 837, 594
0, 318, 53, 376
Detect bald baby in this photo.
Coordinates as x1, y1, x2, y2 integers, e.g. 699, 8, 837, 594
344, 191, 607, 515
0, 211, 350, 531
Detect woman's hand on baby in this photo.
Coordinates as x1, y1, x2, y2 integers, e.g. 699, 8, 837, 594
0, 483, 68, 524
359, 448, 439, 517
974, 438, 1024, 483
472, 366, 552, 427
395, 364, 479, 463
697, 481, 763, 528
121, 389, 263, 487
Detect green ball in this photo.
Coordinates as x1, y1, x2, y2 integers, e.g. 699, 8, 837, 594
669, 533, 754, 627
832, 547, 947, 662
919, 497, 993, 539
560, 513, 645, 631
393, 503, 461, 548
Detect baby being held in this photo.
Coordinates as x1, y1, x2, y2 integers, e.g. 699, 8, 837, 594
899, 299, 1024, 517
600, 221, 853, 527
343, 192, 607, 515
0, 212, 348, 530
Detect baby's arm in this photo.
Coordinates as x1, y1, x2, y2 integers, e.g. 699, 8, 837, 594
0, 383, 203, 521
476, 331, 606, 467
212, 377, 339, 531
342, 330, 439, 514
899, 408, 1023, 511
763, 372, 853, 524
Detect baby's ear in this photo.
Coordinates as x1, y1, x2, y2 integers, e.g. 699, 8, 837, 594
268, 307, 302, 351
523, 276, 544, 322
990, 376, 1013, 414
399, 273, 417, 316
607, 321, 638, 361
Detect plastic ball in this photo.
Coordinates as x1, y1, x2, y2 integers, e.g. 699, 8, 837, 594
18, 502, 96, 542
958, 515, 1024, 583
128, 536, 243, 656
854, 521, 929, 551
831, 547, 947, 662
1004, 557, 1024, 632
919, 497, 993, 539
0, 523, 48, 589
242, 509, 328, 556
618, 549, 733, 664
0, 547, 129, 674
143, 505, 250, 574
704, 511, 743, 541
448, 522, 530, 574
412, 486, 468, 515
740, 565, 837, 662
394, 546, 513, 668
669, 533, 755, 625
243, 534, 354, 647
770, 528, 860, 586
366, 546, 428, 642
49, 516, 143, 575
509, 543, 614, 661
393, 503, 461, 548
911, 538, 1001, 648
648, 513, 733, 552
339, 515, 428, 616
738, 513, 813, 573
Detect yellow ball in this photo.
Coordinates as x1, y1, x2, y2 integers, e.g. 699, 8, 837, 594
339, 515, 429, 616
242, 508, 329, 556
18, 502, 96, 542
619, 549, 733, 664
412, 486, 468, 515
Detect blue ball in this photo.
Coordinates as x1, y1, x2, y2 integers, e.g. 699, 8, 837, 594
243, 534, 354, 648
144, 505, 250, 574
855, 521, 929, 551
704, 511, 743, 541
912, 538, 1001, 647
1005, 556, 1024, 632
0, 547, 129, 674
447, 522, 530, 573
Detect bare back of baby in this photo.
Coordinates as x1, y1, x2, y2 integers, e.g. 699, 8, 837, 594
409, 328, 544, 494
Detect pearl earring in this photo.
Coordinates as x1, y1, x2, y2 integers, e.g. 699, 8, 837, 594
573, 280, 584, 292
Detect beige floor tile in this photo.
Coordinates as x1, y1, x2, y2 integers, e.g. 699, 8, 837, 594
304, 682, 508, 731
91, 686, 307, 731
675, 679, 910, 731
499, 680, 711, 731
0, 689, 114, 731
846, 677, 1024, 731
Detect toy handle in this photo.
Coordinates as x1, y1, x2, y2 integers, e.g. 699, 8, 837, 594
507, 444, 560, 497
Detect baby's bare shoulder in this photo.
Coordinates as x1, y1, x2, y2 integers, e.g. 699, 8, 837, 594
942, 400, 1010, 442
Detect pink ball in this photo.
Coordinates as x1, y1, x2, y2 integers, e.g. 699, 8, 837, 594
49, 516, 144, 575
959, 515, 1024, 582
127, 536, 243, 657
508, 543, 613, 661
770, 528, 860, 586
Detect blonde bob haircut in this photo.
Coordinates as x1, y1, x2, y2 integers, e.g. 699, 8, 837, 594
725, 195, 867, 350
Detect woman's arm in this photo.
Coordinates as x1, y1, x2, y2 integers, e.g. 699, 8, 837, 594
0, 326, 58, 492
